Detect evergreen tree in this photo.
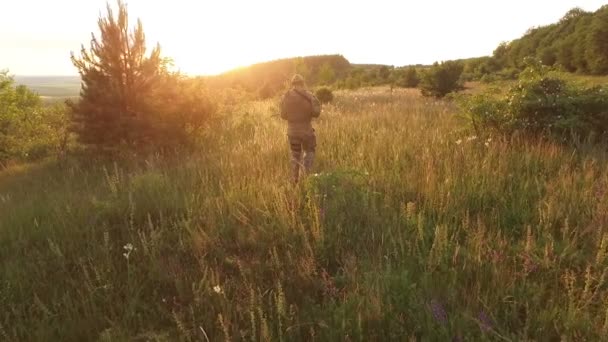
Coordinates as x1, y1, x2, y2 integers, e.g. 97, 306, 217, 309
70, 0, 169, 152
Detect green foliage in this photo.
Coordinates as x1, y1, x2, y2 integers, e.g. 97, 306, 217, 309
458, 59, 608, 139
315, 86, 334, 104
318, 62, 336, 85
343, 76, 362, 90
0, 71, 71, 164
396, 67, 420, 88
377, 65, 391, 81
70, 0, 214, 153
484, 6, 608, 75
585, 7, 608, 74
419, 61, 464, 98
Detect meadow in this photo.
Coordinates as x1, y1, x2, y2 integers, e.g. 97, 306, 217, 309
1, 87, 608, 341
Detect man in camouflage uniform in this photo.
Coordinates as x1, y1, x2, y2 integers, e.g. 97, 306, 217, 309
280, 74, 321, 183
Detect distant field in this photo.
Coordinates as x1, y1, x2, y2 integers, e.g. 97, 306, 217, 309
14, 75, 80, 102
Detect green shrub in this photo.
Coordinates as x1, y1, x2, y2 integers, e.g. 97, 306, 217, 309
480, 73, 498, 84
0, 71, 71, 164
344, 76, 361, 90
458, 59, 608, 139
419, 61, 464, 98
399, 68, 420, 88
315, 87, 334, 104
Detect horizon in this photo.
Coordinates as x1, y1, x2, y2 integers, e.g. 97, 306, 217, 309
2, 0, 607, 76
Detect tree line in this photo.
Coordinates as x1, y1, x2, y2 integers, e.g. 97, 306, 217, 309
462, 6, 608, 80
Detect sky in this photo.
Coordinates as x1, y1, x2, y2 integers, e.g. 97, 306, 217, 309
1, 0, 606, 76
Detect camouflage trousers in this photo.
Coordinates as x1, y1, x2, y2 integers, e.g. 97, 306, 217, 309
288, 132, 316, 183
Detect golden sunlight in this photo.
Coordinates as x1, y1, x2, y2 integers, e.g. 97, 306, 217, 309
134, 0, 296, 75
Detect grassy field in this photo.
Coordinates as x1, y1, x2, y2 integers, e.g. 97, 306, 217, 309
14, 76, 80, 103
2, 87, 608, 341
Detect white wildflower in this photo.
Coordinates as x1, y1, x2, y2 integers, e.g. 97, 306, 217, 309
213, 285, 223, 294
455, 139, 463, 145
467, 135, 478, 142
123, 243, 135, 260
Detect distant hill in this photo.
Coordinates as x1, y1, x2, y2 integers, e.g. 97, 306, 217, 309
13, 55, 405, 102
203, 54, 352, 97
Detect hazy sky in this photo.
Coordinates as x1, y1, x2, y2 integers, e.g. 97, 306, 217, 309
1, 0, 606, 75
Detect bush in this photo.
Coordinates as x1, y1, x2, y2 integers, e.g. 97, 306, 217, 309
480, 73, 498, 84
344, 76, 361, 90
315, 87, 334, 104
458, 59, 608, 139
0, 71, 71, 165
419, 61, 464, 98
398, 68, 420, 88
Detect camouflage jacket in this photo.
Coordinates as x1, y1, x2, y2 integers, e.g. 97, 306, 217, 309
280, 88, 321, 135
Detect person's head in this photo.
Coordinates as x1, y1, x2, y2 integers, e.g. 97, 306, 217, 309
291, 74, 306, 89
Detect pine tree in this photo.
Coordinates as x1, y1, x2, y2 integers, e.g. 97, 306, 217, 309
70, 0, 169, 152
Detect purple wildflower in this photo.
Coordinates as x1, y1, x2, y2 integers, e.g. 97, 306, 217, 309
478, 310, 493, 332
318, 207, 325, 220
451, 335, 463, 342
429, 299, 448, 325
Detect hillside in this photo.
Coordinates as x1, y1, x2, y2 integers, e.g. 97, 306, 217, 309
488, 5, 608, 75
203, 54, 352, 97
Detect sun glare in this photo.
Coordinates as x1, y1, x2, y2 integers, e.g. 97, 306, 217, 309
128, 0, 297, 76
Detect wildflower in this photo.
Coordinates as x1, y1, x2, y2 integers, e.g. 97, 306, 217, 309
213, 285, 223, 294
478, 311, 493, 331
123, 243, 135, 260
455, 139, 462, 145
429, 299, 448, 325
466, 135, 477, 142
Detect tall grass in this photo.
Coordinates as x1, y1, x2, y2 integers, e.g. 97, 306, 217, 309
1, 87, 607, 340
